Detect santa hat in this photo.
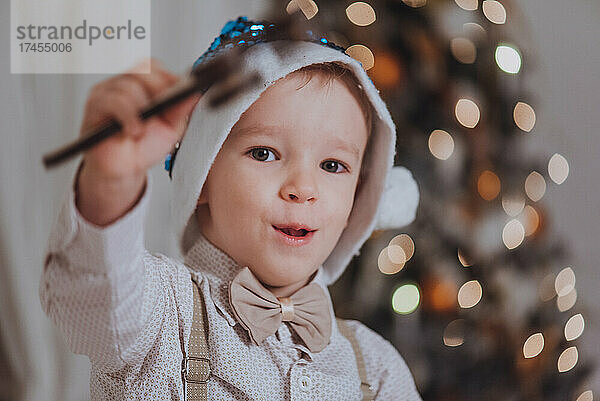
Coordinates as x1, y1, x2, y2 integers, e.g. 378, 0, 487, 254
169, 17, 419, 285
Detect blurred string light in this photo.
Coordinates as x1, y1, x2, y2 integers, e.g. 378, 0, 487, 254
402, 0, 427, 8
346, 2, 376, 26
557, 287, 577, 312
450, 37, 477, 64
286, 0, 319, 19
495, 44, 522, 74
502, 194, 525, 216
482, 0, 506, 24
564, 313, 585, 341
525, 171, 546, 202
457, 280, 482, 308
455, 0, 478, 11
346, 44, 375, 70
548, 153, 569, 184
457, 249, 473, 267
520, 205, 540, 236
389, 234, 415, 261
555, 267, 575, 297
576, 391, 594, 401
513, 102, 536, 132
523, 332, 544, 358
477, 170, 501, 200
557, 346, 578, 372
428, 129, 455, 160
455, 98, 480, 128
503, 219, 525, 249
443, 319, 466, 347
392, 283, 420, 314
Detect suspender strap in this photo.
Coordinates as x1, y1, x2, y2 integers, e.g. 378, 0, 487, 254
183, 277, 211, 401
336, 318, 375, 401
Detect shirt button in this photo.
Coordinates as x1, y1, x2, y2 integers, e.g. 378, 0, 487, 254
298, 375, 312, 391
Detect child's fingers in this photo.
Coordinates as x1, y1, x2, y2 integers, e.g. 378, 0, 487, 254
95, 91, 144, 138
156, 93, 201, 137
122, 64, 178, 98
105, 76, 151, 110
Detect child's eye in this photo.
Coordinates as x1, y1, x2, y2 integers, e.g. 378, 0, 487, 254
248, 147, 277, 162
321, 160, 348, 173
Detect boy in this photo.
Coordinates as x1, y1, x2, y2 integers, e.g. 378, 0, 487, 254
40, 17, 421, 400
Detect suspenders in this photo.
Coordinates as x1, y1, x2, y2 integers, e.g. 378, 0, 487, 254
182, 276, 210, 401
183, 277, 375, 401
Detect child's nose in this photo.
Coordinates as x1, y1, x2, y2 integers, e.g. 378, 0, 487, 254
279, 169, 318, 203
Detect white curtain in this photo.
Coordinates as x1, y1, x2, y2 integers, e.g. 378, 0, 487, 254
0, 1, 268, 400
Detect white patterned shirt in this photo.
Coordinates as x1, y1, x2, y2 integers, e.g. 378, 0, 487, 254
40, 171, 422, 401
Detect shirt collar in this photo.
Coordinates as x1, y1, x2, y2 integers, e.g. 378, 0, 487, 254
183, 232, 335, 346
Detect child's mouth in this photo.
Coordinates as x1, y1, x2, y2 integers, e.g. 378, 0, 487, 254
274, 226, 309, 237
272, 225, 316, 246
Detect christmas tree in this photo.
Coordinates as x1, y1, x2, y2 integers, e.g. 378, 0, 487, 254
275, 1, 594, 399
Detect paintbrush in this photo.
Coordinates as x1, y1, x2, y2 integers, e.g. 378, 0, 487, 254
42, 10, 313, 169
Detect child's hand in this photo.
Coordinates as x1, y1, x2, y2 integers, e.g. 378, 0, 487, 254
75, 58, 200, 226
80, 58, 200, 181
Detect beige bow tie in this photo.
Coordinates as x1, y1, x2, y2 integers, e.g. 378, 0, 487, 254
228, 266, 332, 353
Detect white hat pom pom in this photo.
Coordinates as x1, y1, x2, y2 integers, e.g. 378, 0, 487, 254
374, 166, 420, 231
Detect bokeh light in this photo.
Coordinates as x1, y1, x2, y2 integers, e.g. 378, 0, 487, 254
521, 205, 540, 236
450, 37, 477, 64
495, 44, 522, 74
378, 246, 405, 275
482, 0, 506, 24
457, 249, 473, 267
389, 234, 415, 262
523, 332, 544, 358
387, 244, 407, 265
428, 278, 457, 312
557, 346, 578, 372
369, 51, 403, 89
443, 319, 466, 347
557, 287, 577, 312
346, 44, 375, 70
286, 0, 319, 19
513, 102, 536, 132
502, 194, 525, 217
539, 273, 557, 302
503, 219, 525, 249
458, 280, 482, 308
463, 22, 486, 42
346, 2, 376, 26
564, 313, 585, 341
428, 129, 455, 160
525, 171, 546, 202
555, 267, 576, 297
455, 0, 478, 11
455, 98, 480, 128
477, 170, 501, 200
548, 153, 569, 184
576, 391, 594, 401
392, 284, 421, 314
402, 0, 427, 7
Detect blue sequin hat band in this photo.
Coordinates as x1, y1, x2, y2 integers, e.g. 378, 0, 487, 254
165, 16, 347, 177
193, 16, 347, 68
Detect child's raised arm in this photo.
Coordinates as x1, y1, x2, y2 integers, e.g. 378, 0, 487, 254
40, 59, 199, 373
76, 58, 199, 226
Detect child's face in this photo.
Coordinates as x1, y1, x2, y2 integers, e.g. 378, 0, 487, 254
196, 71, 369, 296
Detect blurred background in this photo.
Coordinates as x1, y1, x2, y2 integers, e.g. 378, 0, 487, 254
1, 0, 598, 400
